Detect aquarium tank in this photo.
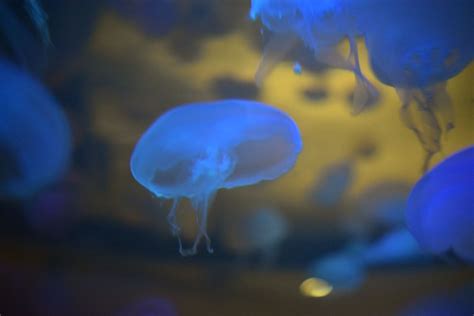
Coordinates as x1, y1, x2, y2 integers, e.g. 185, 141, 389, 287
0, 1, 472, 315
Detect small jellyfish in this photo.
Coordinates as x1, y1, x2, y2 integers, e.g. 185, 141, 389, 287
250, 0, 378, 113
362, 0, 474, 170
0, 59, 71, 199
308, 244, 365, 294
130, 100, 302, 255
310, 160, 353, 208
406, 145, 474, 263
356, 182, 411, 230
220, 207, 289, 265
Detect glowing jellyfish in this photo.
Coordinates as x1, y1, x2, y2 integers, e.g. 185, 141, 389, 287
249, 0, 378, 113
406, 145, 474, 263
310, 161, 353, 208
362, 0, 474, 170
0, 60, 71, 199
130, 100, 302, 255
221, 207, 289, 264
309, 245, 365, 294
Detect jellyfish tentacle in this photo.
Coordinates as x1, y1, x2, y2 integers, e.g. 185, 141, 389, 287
255, 32, 298, 87
347, 36, 378, 114
166, 198, 184, 254
427, 83, 455, 133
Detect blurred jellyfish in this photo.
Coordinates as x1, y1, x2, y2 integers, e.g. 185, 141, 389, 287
399, 285, 474, 316
357, 182, 411, 230
249, 0, 378, 113
310, 161, 353, 208
308, 244, 365, 294
116, 298, 177, 316
130, 100, 302, 255
361, 228, 430, 266
110, 0, 177, 37
221, 207, 289, 265
0, 59, 71, 199
406, 145, 474, 263
362, 0, 474, 170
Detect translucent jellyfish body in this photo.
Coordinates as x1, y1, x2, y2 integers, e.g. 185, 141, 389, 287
221, 207, 289, 264
249, 0, 378, 113
362, 0, 474, 170
0, 60, 71, 199
309, 246, 365, 294
130, 100, 302, 255
406, 145, 474, 263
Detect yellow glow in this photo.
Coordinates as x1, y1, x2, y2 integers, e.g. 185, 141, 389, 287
299, 278, 333, 298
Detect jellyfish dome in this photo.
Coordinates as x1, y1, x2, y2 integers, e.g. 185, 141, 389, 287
0, 60, 71, 199
250, 0, 378, 113
130, 100, 302, 255
362, 0, 474, 170
406, 145, 474, 263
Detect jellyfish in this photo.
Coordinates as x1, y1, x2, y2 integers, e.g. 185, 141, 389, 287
308, 245, 365, 294
249, 0, 379, 113
406, 145, 474, 263
0, 59, 71, 199
130, 100, 302, 255
110, 0, 177, 37
362, 0, 474, 170
310, 161, 353, 208
220, 207, 289, 265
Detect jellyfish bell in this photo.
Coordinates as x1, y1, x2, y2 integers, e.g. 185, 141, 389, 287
130, 100, 302, 256
362, 0, 474, 171
0, 59, 71, 199
406, 145, 474, 263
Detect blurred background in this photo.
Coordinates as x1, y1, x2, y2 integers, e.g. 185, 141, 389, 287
0, 1, 473, 315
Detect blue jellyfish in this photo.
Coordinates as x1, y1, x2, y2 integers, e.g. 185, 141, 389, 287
310, 161, 353, 208
221, 207, 289, 265
309, 244, 366, 294
406, 145, 474, 263
361, 228, 429, 266
0, 59, 71, 199
249, 0, 379, 113
130, 100, 302, 255
110, 0, 177, 37
362, 0, 474, 170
